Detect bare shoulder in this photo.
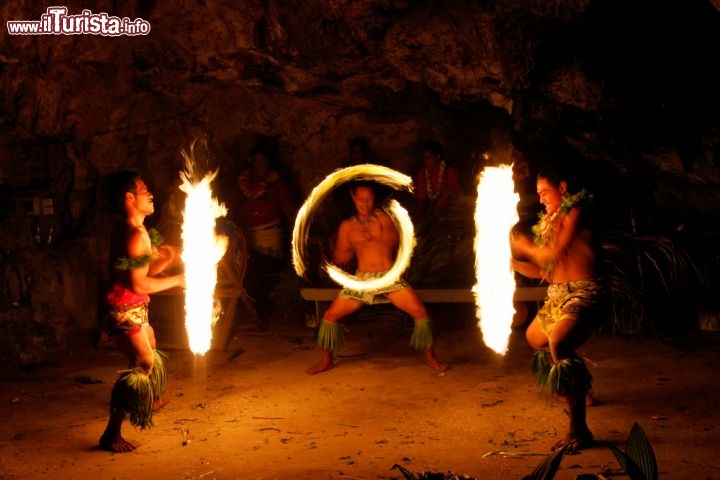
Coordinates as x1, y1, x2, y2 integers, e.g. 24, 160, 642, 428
339, 217, 354, 230
375, 210, 399, 234
561, 206, 583, 227
127, 226, 151, 256
559, 207, 593, 241
337, 218, 355, 238
128, 225, 149, 241
374, 209, 392, 222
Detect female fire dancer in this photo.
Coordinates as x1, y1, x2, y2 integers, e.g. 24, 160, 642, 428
510, 164, 606, 452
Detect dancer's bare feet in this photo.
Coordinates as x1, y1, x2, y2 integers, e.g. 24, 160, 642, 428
153, 396, 170, 412
552, 428, 594, 452
99, 432, 136, 453
423, 348, 449, 373
307, 350, 334, 375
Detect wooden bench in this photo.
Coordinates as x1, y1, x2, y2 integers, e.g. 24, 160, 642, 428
300, 286, 548, 323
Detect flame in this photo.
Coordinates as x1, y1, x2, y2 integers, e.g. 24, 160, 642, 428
472, 164, 519, 355
292, 164, 414, 290
179, 160, 228, 355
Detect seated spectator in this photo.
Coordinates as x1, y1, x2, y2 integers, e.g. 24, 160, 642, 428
229, 145, 296, 321
414, 140, 461, 217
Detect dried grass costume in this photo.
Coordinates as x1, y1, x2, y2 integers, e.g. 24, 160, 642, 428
103, 228, 167, 429
317, 271, 434, 352
529, 191, 604, 399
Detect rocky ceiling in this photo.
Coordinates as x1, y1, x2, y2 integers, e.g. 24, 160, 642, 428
1, 0, 720, 242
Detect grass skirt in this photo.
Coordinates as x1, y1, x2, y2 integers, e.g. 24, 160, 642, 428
531, 350, 592, 400
110, 349, 167, 430
316, 320, 344, 350
409, 317, 433, 350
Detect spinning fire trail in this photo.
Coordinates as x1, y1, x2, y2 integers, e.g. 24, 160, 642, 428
292, 164, 415, 291
473, 164, 519, 355
292, 163, 518, 354
179, 156, 228, 355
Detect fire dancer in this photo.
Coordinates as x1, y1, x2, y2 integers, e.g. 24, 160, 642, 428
99, 171, 185, 453
307, 181, 448, 375
509, 164, 606, 452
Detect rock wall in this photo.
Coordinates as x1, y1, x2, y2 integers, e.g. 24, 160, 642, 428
1, 1, 720, 361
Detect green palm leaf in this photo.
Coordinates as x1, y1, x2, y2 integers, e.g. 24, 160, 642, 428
626, 423, 659, 480
609, 423, 658, 480
522, 448, 564, 480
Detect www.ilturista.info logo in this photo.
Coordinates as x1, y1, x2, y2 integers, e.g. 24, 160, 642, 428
7, 6, 151, 36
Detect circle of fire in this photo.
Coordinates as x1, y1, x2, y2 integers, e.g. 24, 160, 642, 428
292, 164, 415, 291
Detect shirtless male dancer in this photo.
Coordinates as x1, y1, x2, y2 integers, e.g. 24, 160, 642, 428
99, 171, 185, 453
307, 181, 448, 375
510, 164, 606, 452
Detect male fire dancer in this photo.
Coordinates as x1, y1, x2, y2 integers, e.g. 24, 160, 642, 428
307, 181, 448, 375
99, 171, 185, 453
509, 164, 606, 452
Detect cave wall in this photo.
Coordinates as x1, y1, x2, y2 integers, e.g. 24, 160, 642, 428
1, 0, 720, 361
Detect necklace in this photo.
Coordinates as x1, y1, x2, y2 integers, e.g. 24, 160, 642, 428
353, 213, 376, 232
532, 189, 592, 246
425, 161, 446, 201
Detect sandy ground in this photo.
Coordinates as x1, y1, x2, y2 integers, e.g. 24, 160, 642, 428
2, 305, 720, 480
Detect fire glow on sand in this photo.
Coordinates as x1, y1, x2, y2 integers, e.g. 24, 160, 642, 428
473, 164, 519, 355
292, 164, 414, 291
179, 159, 228, 355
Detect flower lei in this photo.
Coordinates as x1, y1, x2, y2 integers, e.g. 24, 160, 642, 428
114, 228, 165, 270
425, 161, 446, 201
238, 170, 280, 200
532, 189, 592, 246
